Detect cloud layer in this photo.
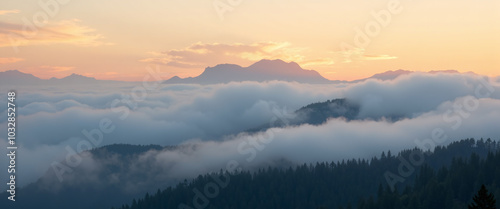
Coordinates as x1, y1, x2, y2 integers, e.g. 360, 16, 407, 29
0, 19, 109, 48
140, 42, 306, 69
0, 10, 20, 15
0, 72, 499, 188
0, 57, 24, 64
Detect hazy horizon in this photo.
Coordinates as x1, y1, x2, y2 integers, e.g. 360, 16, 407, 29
1, 0, 499, 81
0, 59, 495, 82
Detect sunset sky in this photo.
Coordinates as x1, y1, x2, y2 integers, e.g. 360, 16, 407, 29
0, 0, 498, 81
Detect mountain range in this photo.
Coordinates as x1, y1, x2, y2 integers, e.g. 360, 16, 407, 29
0, 59, 469, 86
0, 70, 100, 85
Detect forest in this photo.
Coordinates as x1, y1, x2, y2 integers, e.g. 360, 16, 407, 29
114, 138, 500, 209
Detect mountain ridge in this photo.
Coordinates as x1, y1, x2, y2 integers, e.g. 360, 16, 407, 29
1, 61, 475, 85
0, 70, 121, 85
164, 59, 332, 84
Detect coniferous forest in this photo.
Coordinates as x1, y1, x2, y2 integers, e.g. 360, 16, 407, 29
114, 138, 500, 209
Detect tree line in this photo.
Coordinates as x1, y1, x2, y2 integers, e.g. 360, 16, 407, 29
114, 138, 499, 209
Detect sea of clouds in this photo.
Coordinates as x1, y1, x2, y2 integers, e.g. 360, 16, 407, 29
0, 72, 499, 190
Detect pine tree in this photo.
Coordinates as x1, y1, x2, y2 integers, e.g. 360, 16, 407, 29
468, 184, 496, 209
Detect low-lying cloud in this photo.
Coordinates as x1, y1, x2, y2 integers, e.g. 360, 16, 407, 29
0, 72, 499, 188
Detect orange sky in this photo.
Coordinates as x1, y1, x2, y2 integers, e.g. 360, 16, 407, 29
0, 0, 498, 81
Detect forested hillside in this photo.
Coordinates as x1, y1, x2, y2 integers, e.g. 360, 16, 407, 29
115, 138, 500, 209
248, 98, 360, 132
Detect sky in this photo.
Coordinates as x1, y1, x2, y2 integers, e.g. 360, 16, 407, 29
0, 0, 499, 81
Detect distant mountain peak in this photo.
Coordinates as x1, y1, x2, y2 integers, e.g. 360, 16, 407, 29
428, 70, 460, 74
165, 59, 331, 84
66, 73, 92, 78
369, 69, 413, 80
3, 69, 36, 76
204, 63, 244, 72
60, 73, 96, 81
5, 69, 21, 73
0, 69, 42, 85
0, 70, 105, 86
250, 59, 294, 66
248, 59, 302, 72
354, 69, 466, 83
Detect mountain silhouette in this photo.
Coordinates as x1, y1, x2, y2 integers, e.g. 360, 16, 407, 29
0, 71, 117, 86
164, 59, 332, 84
49, 73, 98, 84
0, 70, 43, 85
351, 69, 464, 83
0, 66, 469, 86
